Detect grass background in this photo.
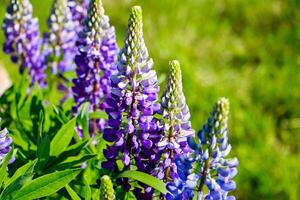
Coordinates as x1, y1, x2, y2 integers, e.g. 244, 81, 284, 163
1, 0, 300, 199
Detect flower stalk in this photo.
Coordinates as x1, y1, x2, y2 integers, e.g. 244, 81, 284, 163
72, 0, 118, 136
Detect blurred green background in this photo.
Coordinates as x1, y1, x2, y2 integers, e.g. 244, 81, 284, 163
1, 0, 300, 199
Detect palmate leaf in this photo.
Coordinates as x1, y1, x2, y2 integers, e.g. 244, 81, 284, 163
118, 171, 167, 194
50, 117, 77, 157
12, 169, 81, 200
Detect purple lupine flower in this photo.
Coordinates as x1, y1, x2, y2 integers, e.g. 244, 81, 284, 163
68, 0, 90, 34
44, 0, 77, 74
154, 60, 195, 183
0, 122, 13, 164
166, 155, 195, 200
43, 0, 77, 103
2, 0, 46, 87
72, 0, 118, 136
102, 5, 160, 170
102, 6, 161, 196
167, 98, 238, 200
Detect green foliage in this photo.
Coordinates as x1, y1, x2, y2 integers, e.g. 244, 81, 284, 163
0, 160, 37, 199
0, 77, 96, 199
0, 149, 13, 188
65, 184, 81, 200
50, 117, 76, 157
12, 169, 81, 200
119, 171, 167, 195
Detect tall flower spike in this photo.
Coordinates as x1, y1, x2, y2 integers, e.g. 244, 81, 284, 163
2, 0, 46, 87
44, 0, 77, 74
43, 0, 77, 103
0, 120, 13, 165
72, 0, 118, 136
167, 98, 238, 200
68, 0, 90, 34
100, 175, 115, 200
102, 6, 161, 196
155, 60, 195, 183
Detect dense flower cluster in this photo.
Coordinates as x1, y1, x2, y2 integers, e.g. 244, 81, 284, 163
102, 5, 160, 171
43, 0, 77, 103
72, 0, 118, 135
68, 0, 90, 34
2, 0, 46, 87
154, 60, 195, 183
43, 0, 77, 74
167, 98, 238, 200
102, 8, 163, 197
0, 121, 13, 164
166, 154, 195, 200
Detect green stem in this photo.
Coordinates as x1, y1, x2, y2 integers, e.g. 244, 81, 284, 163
197, 159, 210, 195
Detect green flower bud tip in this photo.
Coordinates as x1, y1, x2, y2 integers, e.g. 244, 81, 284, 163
57, 0, 67, 8
128, 5, 143, 45
119, 5, 148, 71
131, 6, 142, 20
212, 97, 229, 130
169, 60, 183, 91
49, 0, 68, 26
100, 175, 115, 200
162, 60, 184, 105
86, 0, 104, 30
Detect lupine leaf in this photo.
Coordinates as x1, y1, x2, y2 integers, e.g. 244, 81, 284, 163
12, 169, 81, 200
37, 111, 50, 169
4, 159, 37, 187
65, 184, 81, 200
52, 154, 96, 171
124, 191, 137, 200
84, 178, 91, 200
118, 171, 167, 194
50, 117, 76, 157
77, 102, 90, 139
0, 149, 13, 187
89, 111, 107, 120
48, 139, 90, 168
1, 160, 36, 199
52, 105, 69, 124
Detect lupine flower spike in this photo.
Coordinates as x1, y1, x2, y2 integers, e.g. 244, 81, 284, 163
100, 175, 115, 200
155, 60, 194, 187
43, 0, 77, 103
44, 0, 77, 74
72, 0, 118, 136
2, 0, 46, 87
102, 6, 161, 196
167, 98, 238, 200
68, 0, 90, 34
0, 120, 13, 165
